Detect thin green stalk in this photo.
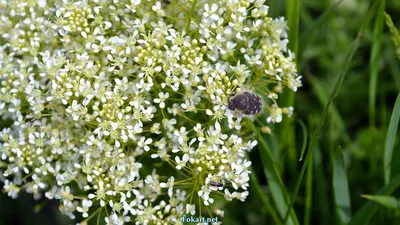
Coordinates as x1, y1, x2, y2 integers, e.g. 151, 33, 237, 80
369, 0, 386, 127
303, 151, 313, 225
308, 76, 352, 147
286, 0, 299, 57
281, 0, 300, 181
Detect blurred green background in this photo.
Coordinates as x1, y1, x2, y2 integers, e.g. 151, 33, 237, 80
1, 0, 400, 224
227, 0, 400, 224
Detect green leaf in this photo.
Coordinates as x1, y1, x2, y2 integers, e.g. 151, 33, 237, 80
368, 0, 386, 127
245, 119, 299, 225
348, 174, 400, 225
361, 195, 400, 210
308, 76, 352, 145
298, 120, 308, 161
384, 93, 400, 184
333, 146, 351, 224
249, 166, 283, 225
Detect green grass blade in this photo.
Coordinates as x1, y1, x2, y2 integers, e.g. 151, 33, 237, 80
249, 166, 283, 225
308, 76, 352, 146
357, 1, 381, 35
245, 119, 299, 225
361, 195, 400, 210
283, 35, 361, 223
303, 150, 313, 225
383, 93, 400, 184
298, 120, 308, 161
348, 174, 400, 225
333, 146, 351, 224
280, 0, 300, 179
368, 0, 386, 127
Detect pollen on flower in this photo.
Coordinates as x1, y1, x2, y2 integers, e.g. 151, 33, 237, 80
0, 0, 300, 224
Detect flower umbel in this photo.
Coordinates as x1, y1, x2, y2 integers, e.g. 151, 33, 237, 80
0, 0, 301, 224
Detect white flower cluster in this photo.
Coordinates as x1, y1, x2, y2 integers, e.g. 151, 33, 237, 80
0, 0, 301, 224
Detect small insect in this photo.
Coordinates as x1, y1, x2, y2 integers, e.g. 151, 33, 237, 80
228, 91, 262, 115
209, 180, 224, 188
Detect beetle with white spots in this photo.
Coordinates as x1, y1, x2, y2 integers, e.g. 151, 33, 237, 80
228, 91, 263, 116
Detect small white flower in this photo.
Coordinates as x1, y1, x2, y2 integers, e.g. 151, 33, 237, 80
175, 154, 189, 170
267, 104, 283, 123
288, 75, 303, 92
105, 212, 124, 225
160, 176, 175, 198
137, 137, 153, 151
76, 199, 93, 218
153, 92, 169, 108
186, 204, 196, 215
